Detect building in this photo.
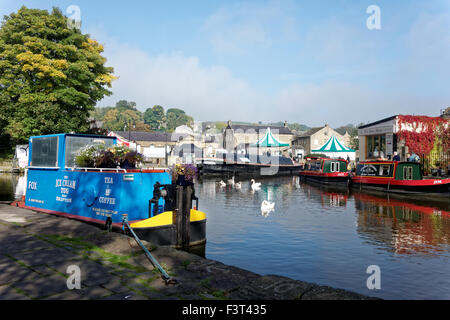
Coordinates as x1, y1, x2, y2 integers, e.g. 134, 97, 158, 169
291, 124, 351, 159
358, 115, 450, 171
222, 121, 294, 155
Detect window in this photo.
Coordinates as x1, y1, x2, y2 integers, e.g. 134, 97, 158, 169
31, 136, 59, 167
380, 165, 391, 176
65, 136, 115, 168
330, 162, 340, 172
403, 166, 413, 180
366, 135, 387, 159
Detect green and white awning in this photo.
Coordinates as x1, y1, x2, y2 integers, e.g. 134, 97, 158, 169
251, 127, 290, 147
312, 135, 355, 153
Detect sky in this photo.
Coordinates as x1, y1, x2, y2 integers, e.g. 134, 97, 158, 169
1, 0, 449, 127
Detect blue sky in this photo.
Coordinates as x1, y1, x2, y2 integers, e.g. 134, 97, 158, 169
1, 0, 449, 127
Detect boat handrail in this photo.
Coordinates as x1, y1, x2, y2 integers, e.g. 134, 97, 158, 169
67, 167, 128, 173
28, 166, 60, 170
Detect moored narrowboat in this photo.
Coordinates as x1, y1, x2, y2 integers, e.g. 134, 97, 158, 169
299, 157, 349, 185
14, 133, 207, 247
351, 160, 450, 196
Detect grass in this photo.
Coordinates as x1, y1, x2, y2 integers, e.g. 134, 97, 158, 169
37, 234, 148, 273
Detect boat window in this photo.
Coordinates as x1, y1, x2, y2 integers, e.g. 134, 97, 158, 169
403, 166, 413, 180
379, 165, 391, 176
30, 136, 59, 167
65, 136, 115, 168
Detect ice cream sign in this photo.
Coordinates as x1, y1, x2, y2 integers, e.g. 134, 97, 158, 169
56, 176, 76, 203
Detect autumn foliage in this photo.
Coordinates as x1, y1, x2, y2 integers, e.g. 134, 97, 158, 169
397, 115, 449, 157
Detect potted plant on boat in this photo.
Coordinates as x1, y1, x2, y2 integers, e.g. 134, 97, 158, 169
170, 163, 198, 186
75, 145, 144, 169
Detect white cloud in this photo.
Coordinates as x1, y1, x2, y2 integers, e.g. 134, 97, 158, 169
203, 0, 298, 55
94, 31, 269, 121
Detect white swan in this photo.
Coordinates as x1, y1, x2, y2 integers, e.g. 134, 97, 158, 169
251, 179, 261, 190
218, 180, 226, 187
261, 200, 275, 216
234, 181, 242, 189
227, 176, 235, 185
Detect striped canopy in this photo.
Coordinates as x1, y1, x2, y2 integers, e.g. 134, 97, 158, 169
251, 127, 290, 147
312, 135, 355, 153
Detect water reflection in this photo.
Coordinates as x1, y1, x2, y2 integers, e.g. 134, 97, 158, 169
353, 191, 450, 256
0, 173, 26, 201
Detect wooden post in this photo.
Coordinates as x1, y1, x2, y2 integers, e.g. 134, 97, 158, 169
174, 185, 184, 248
182, 186, 192, 247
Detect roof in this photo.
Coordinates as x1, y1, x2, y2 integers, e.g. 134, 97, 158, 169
251, 127, 290, 147
298, 127, 324, 137
112, 131, 187, 142
358, 115, 398, 129
312, 135, 355, 153
226, 123, 292, 135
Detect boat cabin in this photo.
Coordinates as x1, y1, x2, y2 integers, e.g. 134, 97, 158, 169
25, 133, 171, 225
304, 157, 348, 173
356, 161, 422, 180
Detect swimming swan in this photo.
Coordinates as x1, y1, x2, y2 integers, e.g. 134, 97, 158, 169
251, 179, 261, 190
234, 181, 242, 189
227, 176, 235, 185
218, 180, 226, 187
261, 200, 275, 216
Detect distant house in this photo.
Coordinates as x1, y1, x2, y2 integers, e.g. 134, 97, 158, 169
291, 124, 351, 159
222, 120, 294, 155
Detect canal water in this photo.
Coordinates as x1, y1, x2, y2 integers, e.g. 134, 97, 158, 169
1, 173, 449, 299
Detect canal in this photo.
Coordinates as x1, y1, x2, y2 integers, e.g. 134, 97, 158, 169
1, 173, 449, 299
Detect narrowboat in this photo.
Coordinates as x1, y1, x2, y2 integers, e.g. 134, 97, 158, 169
197, 152, 303, 177
351, 160, 450, 196
15, 133, 207, 247
299, 157, 349, 185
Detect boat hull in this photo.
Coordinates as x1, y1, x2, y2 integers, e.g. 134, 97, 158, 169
299, 171, 349, 185
23, 168, 207, 246
350, 177, 450, 196
199, 163, 302, 177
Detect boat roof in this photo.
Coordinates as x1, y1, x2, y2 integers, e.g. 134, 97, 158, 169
306, 156, 347, 162
30, 133, 116, 140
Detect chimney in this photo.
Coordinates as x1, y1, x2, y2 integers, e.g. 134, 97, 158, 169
284, 121, 288, 128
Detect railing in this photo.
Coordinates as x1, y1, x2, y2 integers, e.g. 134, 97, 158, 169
421, 150, 450, 177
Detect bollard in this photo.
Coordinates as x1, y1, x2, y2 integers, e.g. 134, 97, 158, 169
174, 185, 194, 248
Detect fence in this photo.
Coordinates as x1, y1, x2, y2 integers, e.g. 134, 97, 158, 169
421, 150, 450, 177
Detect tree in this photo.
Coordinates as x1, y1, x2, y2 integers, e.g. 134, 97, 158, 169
166, 108, 193, 132
102, 108, 143, 132
0, 6, 115, 144
143, 105, 165, 130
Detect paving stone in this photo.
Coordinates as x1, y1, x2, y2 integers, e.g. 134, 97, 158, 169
0, 234, 55, 254
45, 258, 117, 287
9, 273, 69, 299
0, 261, 41, 285
229, 275, 316, 300
9, 247, 76, 267
0, 284, 31, 300
99, 278, 131, 294
43, 286, 115, 300
300, 285, 373, 300
101, 292, 148, 300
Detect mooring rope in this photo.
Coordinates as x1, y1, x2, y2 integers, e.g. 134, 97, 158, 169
122, 215, 177, 285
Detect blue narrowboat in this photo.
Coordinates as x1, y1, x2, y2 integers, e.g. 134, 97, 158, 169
19, 133, 206, 247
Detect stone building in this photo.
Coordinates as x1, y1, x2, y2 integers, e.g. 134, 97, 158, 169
291, 124, 351, 159
222, 120, 294, 155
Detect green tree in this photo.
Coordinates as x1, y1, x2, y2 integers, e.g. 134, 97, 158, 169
0, 6, 115, 144
102, 108, 143, 132
165, 108, 193, 132
143, 105, 165, 130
